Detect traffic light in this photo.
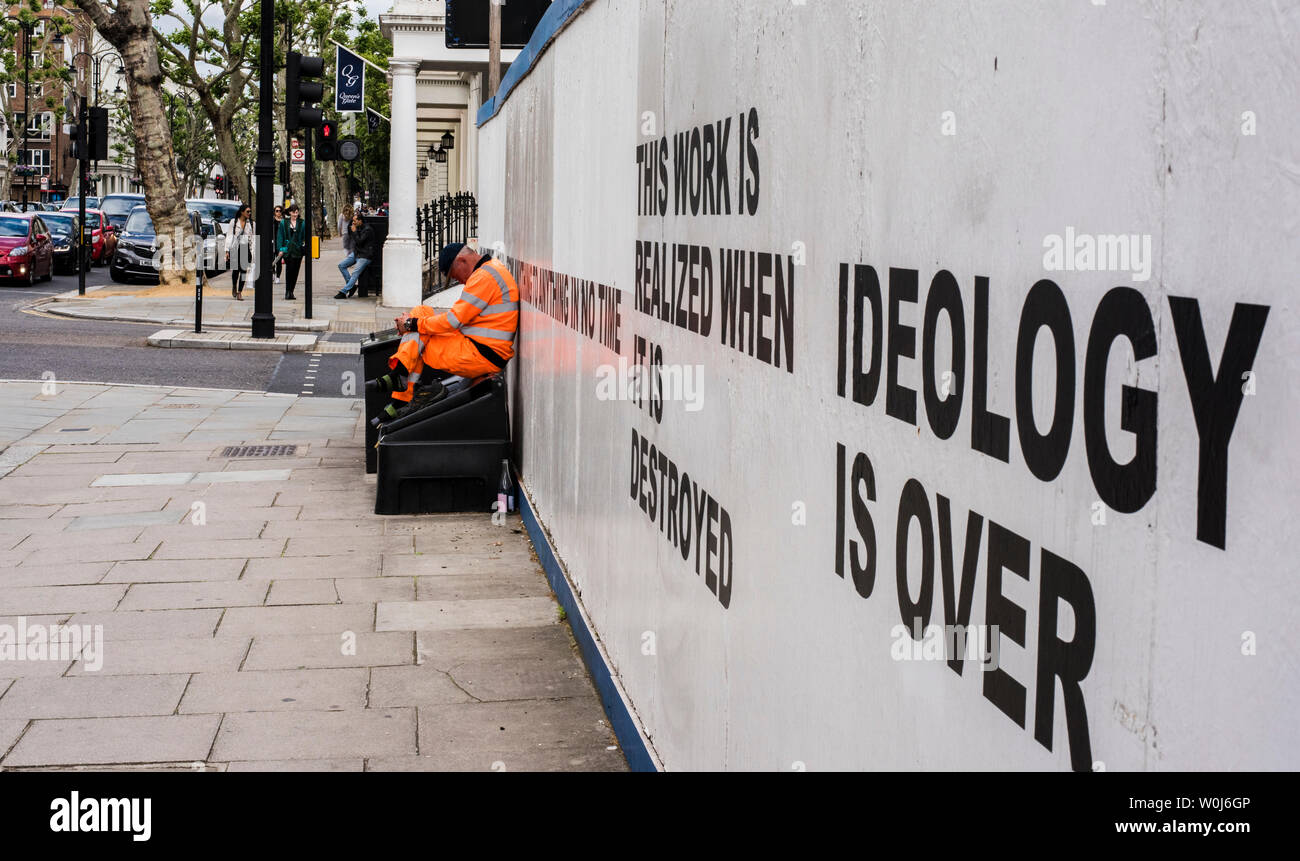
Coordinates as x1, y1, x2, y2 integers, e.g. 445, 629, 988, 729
69, 119, 83, 160
214, 175, 224, 196
286, 51, 325, 130
87, 107, 108, 161
316, 120, 338, 161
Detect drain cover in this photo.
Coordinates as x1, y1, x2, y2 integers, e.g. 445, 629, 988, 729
220, 445, 298, 458
59, 427, 91, 432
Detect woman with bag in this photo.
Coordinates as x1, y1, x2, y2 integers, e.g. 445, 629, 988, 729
227, 203, 254, 301
275, 203, 307, 300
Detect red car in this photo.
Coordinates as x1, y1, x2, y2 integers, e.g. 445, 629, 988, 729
81, 208, 117, 265
0, 213, 54, 285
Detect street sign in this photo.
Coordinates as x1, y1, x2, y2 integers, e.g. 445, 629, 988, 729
291, 162, 305, 174
291, 147, 305, 164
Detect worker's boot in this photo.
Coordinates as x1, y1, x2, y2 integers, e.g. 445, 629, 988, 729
366, 368, 409, 394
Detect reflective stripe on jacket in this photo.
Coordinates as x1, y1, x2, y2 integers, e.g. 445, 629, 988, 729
415, 258, 519, 360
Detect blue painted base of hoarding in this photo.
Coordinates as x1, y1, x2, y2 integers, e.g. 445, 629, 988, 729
516, 482, 658, 773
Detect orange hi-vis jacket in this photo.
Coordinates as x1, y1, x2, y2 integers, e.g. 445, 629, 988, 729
387, 257, 520, 401
415, 257, 519, 361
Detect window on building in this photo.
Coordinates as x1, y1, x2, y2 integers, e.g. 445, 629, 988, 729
25, 112, 51, 140
5, 83, 16, 99
32, 21, 44, 39
27, 149, 50, 176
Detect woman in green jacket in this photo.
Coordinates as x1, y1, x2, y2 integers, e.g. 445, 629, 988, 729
275, 203, 307, 300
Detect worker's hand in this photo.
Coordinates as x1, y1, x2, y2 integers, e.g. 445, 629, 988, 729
394, 313, 409, 332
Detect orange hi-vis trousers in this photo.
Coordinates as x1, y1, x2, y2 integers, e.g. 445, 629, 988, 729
388, 258, 520, 402
388, 328, 503, 402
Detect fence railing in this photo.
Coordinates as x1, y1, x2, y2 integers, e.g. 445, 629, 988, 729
416, 192, 478, 279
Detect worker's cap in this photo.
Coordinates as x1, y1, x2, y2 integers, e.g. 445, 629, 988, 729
438, 242, 466, 275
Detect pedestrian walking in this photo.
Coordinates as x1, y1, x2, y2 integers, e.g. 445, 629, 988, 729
338, 205, 354, 255
335, 211, 374, 299
227, 202, 254, 301
276, 203, 307, 300
271, 203, 284, 286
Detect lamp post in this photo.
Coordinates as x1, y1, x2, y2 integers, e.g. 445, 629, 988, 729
67, 50, 124, 199
20, 20, 32, 208
252, 0, 276, 339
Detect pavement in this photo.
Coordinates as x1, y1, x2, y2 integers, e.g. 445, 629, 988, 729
31, 238, 448, 353
0, 379, 627, 772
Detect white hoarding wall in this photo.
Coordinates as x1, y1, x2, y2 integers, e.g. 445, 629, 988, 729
476, 0, 1299, 771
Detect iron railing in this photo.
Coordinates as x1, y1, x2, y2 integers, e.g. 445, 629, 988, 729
416, 192, 478, 277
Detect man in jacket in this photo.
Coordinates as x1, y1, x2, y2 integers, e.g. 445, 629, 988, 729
369, 242, 519, 423
335, 211, 374, 299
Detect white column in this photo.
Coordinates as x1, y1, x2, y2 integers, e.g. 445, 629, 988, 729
465, 73, 480, 211
383, 57, 423, 309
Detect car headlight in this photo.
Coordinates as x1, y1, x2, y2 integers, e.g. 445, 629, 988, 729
54, 243, 69, 251
10, 245, 28, 256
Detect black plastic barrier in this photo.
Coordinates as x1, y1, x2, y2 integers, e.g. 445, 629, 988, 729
360, 328, 401, 474
358, 215, 387, 298
375, 373, 511, 515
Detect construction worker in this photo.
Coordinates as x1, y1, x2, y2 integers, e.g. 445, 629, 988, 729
369, 242, 519, 423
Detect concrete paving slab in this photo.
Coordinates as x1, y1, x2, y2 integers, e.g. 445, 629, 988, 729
0, 562, 112, 588
69, 609, 222, 641
151, 538, 285, 561
242, 632, 413, 671
179, 668, 368, 713
415, 573, 554, 601
101, 558, 247, 583
66, 511, 185, 531
264, 580, 339, 605
211, 708, 416, 760
0, 584, 129, 615
226, 758, 363, 772
67, 637, 250, 676
367, 665, 475, 708
416, 699, 619, 764
376, 598, 559, 633
368, 746, 626, 772
0, 675, 190, 719
216, 604, 375, 637
243, 554, 380, 579
0, 718, 28, 756
118, 580, 271, 611
2, 715, 221, 768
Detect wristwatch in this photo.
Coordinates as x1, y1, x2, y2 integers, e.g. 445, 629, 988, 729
404, 318, 418, 332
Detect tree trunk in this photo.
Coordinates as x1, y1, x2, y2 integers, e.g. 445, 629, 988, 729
73, 0, 192, 291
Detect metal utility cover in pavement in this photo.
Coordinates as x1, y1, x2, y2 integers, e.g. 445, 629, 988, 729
220, 445, 299, 458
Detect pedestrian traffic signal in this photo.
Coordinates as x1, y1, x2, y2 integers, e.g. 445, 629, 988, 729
286, 51, 325, 130
316, 120, 338, 161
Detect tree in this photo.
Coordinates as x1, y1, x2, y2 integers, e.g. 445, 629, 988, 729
0, 1, 77, 202
151, 0, 257, 203
70, 0, 191, 290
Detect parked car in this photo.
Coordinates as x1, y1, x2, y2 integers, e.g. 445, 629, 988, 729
98, 192, 145, 232
186, 198, 241, 226
82, 208, 117, 265
40, 202, 61, 211
38, 212, 90, 275
61, 196, 100, 212
0, 213, 55, 285
108, 206, 159, 283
